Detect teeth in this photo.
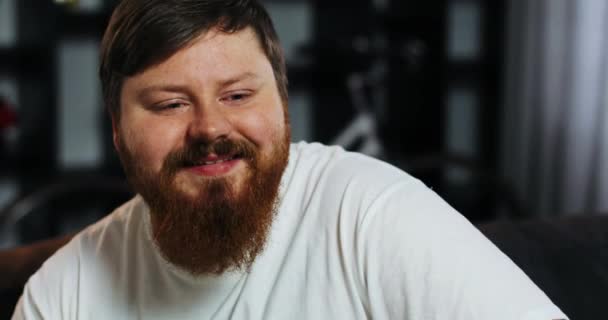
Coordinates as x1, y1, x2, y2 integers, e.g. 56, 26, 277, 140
202, 156, 235, 165
204, 159, 225, 165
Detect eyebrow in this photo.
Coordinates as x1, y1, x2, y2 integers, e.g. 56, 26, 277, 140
137, 84, 189, 99
217, 72, 261, 88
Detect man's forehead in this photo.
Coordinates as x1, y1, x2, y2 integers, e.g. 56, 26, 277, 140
152, 28, 263, 68
195, 26, 259, 46
124, 26, 260, 77
122, 28, 272, 95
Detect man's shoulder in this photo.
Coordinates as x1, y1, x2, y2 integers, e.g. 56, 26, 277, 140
77, 194, 138, 244
31, 196, 144, 283
289, 141, 418, 193
15, 196, 146, 318
283, 142, 426, 228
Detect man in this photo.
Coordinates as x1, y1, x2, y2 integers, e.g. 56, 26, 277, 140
13, 0, 568, 319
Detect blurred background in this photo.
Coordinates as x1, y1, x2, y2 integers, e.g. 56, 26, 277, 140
0, 0, 607, 248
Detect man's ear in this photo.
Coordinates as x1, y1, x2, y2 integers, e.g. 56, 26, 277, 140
111, 113, 120, 152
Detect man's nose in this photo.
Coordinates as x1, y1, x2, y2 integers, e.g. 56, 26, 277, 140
186, 103, 232, 143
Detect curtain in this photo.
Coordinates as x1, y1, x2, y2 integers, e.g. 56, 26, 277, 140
502, 0, 608, 216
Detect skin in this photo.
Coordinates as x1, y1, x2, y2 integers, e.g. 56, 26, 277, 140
114, 27, 288, 200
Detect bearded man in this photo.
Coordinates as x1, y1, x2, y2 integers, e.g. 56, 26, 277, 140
12, 0, 568, 319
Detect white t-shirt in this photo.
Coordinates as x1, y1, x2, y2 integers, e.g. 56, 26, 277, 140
13, 142, 568, 319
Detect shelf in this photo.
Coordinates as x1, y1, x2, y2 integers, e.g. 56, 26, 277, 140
0, 47, 50, 75
57, 11, 112, 38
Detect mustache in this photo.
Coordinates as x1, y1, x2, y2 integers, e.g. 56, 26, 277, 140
162, 138, 257, 173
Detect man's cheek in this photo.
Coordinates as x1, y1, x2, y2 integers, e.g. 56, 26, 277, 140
242, 116, 283, 144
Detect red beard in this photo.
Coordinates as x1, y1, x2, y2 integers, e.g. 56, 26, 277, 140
116, 134, 290, 275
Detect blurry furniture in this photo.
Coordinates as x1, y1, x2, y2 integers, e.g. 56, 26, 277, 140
0, 175, 132, 318
400, 152, 526, 222
0, 234, 73, 318
479, 215, 608, 320
0, 175, 132, 244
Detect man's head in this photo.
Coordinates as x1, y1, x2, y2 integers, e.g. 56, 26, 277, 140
100, 0, 291, 276
100, 0, 288, 121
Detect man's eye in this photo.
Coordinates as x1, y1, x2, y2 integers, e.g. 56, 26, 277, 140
147, 100, 189, 114
157, 102, 186, 110
222, 91, 251, 103
164, 102, 185, 109
229, 94, 246, 100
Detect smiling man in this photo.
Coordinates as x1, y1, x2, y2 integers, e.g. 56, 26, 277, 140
12, 0, 568, 319
115, 27, 290, 276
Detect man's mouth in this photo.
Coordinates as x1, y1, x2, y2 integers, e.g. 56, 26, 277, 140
196, 154, 239, 165
186, 153, 243, 177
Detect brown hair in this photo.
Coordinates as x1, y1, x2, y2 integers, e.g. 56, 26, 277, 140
99, 0, 288, 120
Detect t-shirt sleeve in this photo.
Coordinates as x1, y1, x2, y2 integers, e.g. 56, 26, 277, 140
357, 179, 569, 320
11, 240, 80, 320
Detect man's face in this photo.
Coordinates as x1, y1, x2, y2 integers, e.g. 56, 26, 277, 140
114, 27, 290, 275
